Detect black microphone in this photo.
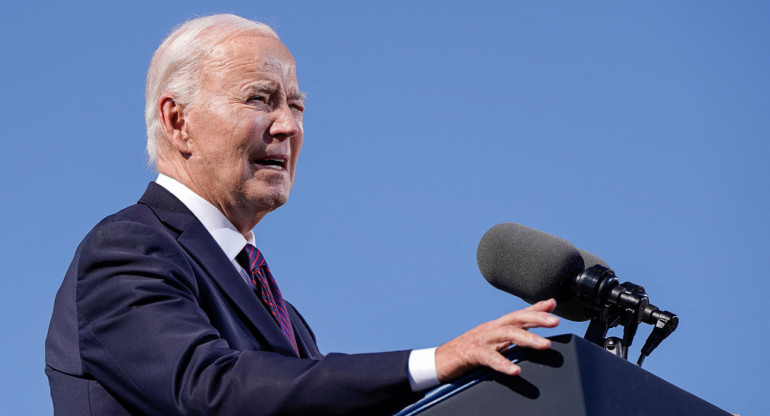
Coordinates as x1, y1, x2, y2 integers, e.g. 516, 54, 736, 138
476, 222, 654, 322
476, 222, 591, 321
477, 222, 678, 363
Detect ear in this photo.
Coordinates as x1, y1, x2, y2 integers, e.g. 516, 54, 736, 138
158, 94, 192, 154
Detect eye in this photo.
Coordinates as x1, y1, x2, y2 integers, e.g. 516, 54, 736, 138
289, 102, 305, 114
248, 95, 269, 104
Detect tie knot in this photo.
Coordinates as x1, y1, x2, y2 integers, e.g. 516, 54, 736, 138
239, 244, 266, 274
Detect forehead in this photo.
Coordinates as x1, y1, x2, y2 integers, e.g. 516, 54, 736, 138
201, 33, 298, 88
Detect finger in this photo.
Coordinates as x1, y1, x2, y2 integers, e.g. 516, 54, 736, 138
496, 309, 560, 328
524, 298, 557, 312
495, 299, 557, 324
483, 325, 552, 350
476, 349, 522, 376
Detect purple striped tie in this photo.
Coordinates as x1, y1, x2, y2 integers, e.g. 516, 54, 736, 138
239, 244, 299, 355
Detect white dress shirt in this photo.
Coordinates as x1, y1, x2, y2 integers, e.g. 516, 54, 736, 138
155, 174, 439, 391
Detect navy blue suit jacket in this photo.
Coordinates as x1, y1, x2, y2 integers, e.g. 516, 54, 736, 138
45, 182, 415, 415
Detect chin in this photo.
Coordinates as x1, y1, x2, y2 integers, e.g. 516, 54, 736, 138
250, 189, 290, 212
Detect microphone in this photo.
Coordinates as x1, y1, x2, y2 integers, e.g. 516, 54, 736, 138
477, 222, 681, 363
476, 223, 672, 323
476, 222, 592, 321
477, 222, 679, 364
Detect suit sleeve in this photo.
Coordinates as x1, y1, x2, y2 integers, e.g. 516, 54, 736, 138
75, 220, 416, 416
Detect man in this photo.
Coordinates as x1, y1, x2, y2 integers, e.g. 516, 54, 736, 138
45, 14, 559, 415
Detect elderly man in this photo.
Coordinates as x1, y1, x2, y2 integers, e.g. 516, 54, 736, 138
45, 14, 559, 415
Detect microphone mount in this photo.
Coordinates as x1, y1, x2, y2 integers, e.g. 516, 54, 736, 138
638, 307, 678, 366
570, 265, 678, 366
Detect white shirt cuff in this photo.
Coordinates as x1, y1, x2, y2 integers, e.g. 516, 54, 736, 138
408, 347, 440, 391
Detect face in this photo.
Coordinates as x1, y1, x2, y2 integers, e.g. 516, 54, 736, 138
181, 34, 304, 231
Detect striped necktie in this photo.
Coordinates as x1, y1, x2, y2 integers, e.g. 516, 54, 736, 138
238, 244, 299, 355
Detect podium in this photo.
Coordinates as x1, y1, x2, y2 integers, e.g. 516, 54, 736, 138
395, 334, 729, 416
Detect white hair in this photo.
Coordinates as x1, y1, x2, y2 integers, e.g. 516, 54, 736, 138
144, 14, 279, 164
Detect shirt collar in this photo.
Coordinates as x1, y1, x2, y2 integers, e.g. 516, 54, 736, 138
155, 174, 255, 260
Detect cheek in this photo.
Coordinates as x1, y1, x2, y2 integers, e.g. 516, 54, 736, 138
292, 135, 303, 157
292, 122, 304, 155
290, 136, 303, 171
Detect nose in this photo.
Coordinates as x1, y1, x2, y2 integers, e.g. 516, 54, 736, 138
269, 103, 301, 139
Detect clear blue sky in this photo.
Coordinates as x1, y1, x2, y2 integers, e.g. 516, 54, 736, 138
2, 1, 767, 414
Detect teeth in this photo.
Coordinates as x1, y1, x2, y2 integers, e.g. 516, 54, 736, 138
255, 159, 284, 167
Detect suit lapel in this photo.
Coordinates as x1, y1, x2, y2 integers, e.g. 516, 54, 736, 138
286, 303, 322, 359
138, 183, 300, 357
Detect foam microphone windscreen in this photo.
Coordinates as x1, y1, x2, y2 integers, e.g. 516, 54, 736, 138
578, 248, 609, 269
549, 248, 613, 321
477, 223, 586, 320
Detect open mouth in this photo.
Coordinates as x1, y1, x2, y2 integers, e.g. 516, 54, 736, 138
253, 158, 286, 169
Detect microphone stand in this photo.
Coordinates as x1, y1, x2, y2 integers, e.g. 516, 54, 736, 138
637, 308, 679, 365
573, 265, 675, 365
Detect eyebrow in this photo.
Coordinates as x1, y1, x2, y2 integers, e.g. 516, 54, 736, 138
288, 90, 307, 103
244, 82, 273, 93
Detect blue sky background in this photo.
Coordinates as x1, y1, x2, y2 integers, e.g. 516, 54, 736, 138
2, 1, 768, 414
